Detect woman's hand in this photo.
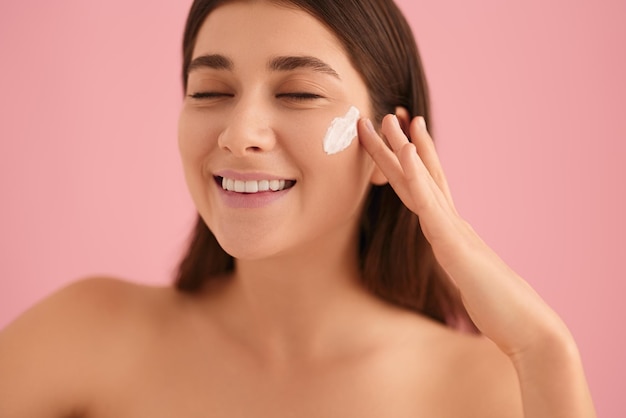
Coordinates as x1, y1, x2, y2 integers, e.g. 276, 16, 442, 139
358, 113, 596, 418
359, 113, 555, 354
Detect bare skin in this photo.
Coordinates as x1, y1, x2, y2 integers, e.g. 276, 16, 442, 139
0, 277, 521, 417
0, 1, 595, 416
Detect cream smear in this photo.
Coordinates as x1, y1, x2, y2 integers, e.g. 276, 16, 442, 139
323, 106, 360, 155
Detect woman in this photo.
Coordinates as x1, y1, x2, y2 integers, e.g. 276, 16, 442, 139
0, 0, 596, 416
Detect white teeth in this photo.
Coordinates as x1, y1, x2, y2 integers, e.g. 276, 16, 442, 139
220, 177, 292, 193
244, 181, 258, 193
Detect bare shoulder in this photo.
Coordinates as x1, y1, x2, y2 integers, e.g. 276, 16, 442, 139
1, 277, 165, 343
446, 331, 523, 417
397, 316, 524, 417
0, 277, 173, 418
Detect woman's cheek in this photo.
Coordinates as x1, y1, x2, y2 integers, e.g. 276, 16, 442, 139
282, 106, 360, 158
322, 106, 360, 155
178, 109, 217, 162
279, 114, 328, 157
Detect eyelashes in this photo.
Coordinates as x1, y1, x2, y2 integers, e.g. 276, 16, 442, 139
188, 92, 324, 102
276, 92, 324, 101
188, 92, 233, 99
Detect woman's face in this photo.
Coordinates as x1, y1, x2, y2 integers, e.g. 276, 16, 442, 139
178, 0, 378, 260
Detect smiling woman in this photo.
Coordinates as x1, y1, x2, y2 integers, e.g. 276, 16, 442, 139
175, 0, 468, 327
0, 0, 598, 417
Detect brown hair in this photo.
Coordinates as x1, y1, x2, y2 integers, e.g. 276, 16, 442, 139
175, 0, 475, 330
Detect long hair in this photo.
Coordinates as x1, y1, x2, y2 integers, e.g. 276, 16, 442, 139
175, 0, 475, 330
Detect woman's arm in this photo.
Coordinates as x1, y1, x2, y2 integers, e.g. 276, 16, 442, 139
358, 113, 596, 418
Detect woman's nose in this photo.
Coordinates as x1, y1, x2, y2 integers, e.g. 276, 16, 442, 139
217, 98, 276, 156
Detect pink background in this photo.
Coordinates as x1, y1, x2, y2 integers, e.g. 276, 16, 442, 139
1, 0, 624, 415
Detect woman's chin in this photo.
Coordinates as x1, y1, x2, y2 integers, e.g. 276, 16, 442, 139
217, 239, 281, 262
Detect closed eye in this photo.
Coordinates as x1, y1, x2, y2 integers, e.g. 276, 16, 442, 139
276, 92, 324, 101
188, 92, 234, 99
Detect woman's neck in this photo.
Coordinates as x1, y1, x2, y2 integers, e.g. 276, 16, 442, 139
201, 225, 406, 366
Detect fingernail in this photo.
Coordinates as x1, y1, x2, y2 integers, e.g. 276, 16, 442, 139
417, 116, 427, 130
392, 114, 401, 128
364, 118, 376, 133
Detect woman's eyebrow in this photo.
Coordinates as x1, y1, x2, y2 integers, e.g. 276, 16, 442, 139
268, 55, 341, 79
187, 54, 341, 80
188, 54, 234, 73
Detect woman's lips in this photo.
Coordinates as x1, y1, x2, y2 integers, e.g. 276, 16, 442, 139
213, 174, 297, 209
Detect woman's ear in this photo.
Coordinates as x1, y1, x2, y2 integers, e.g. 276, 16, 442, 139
394, 106, 411, 137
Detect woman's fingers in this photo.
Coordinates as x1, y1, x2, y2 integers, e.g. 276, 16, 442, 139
396, 141, 440, 212
358, 118, 410, 198
408, 117, 456, 211
380, 114, 409, 153
359, 117, 449, 221
377, 113, 456, 212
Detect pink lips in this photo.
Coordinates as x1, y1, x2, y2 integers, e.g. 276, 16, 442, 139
214, 170, 296, 209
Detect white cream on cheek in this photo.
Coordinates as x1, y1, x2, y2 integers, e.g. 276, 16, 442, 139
322, 106, 360, 155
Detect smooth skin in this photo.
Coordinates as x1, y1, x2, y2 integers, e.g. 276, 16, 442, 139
0, 1, 595, 417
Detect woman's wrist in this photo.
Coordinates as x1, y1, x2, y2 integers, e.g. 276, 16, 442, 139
509, 322, 596, 418
509, 315, 577, 365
